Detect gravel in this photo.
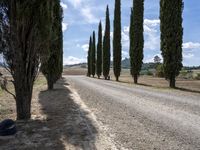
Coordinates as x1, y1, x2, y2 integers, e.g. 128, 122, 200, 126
66, 75, 200, 150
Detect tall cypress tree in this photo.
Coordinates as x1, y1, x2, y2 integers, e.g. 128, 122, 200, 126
58, 8, 63, 78
0, 0, 53, 119
129, 0, 144, 84
160, 0, 183, 88
103, 5, 111, 80
41, 0, 63, 90
91, 31, 96, 77
96, 21, 103, 79
87, 36, 92, 77
113, 0, 122, 81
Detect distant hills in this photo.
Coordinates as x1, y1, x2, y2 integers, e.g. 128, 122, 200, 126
64, 58, 200, 70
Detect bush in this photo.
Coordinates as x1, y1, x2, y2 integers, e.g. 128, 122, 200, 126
179, 70, 193, 79
156, 64, 165, 77
146, 70, 153, 76
195, 73, 200, 80
140, 70, 153, 76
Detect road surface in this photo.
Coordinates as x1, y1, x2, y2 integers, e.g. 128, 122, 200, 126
65, 76, 200, 150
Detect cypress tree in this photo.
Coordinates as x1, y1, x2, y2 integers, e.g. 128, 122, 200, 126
0, 0, 53, 120
87, 36, 92, 77
41, 0, 63, 90
58, 8, 63, 78
160, 0, 183, 88
113, 0, 122, 81
91, 31, 96, 77
96, 21, 103, 79
129, 0, 144, 84
103, 5, 111, 80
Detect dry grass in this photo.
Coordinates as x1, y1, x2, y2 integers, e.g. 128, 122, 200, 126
0, 76, 47, 120
63, 67, 87, 75
109, 69, 200, 93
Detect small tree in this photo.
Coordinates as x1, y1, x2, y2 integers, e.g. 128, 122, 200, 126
103, 5, 111, 80
113, 0, 122, 81
91, 31, 96, 77
0, 0, 53, 120
96, 21, 103, 79
129, 0, 144, 84
160, 0, 183, 88
87, 37, 92, 77
154, 55, 161, 64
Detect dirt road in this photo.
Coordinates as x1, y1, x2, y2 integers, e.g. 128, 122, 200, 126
66, 75, 200, 150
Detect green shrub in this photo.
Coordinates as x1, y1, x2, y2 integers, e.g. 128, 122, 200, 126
195, 73, 200, 80
156, 64, 165, 77
146, 70, 153, 76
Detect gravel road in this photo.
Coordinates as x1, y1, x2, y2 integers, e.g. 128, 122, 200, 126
65, 75, 200, 150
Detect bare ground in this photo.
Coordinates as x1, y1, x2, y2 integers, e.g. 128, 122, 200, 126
0, 77, 117, 150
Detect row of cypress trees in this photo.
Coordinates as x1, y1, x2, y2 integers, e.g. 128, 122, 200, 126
87, 5, 111, 80
87, 0, 183, 88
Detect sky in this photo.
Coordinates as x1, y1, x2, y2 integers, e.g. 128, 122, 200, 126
61, 0, 200, 66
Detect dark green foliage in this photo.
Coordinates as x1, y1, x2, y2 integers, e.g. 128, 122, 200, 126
129, 0, 144, 84
103, 6, 111, 80
113, 0, 122, 81
87, 36, 92, 77
41, 0, 63, 90
160, 0, 183, 88
96, 21, 103, 78
91, 31, 96, 77
0, 0, 53, 120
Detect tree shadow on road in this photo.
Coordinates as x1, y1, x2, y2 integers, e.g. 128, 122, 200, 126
0, 78, 98, 150
36, 78, 98, 149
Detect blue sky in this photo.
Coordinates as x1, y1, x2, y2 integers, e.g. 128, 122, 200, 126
61, 0, 200, 66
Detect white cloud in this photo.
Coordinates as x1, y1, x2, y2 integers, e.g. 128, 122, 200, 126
143, 19, 160, 50
81, 7, 98, 24
121, 19, 161, 51
123, 26, 129, 33
62, 23, 68, 32
60, 2, 68, 9
144, 19, 160, 27
183, 53, 194, 59
67, 0, 98, 24
183, 42, 200, 49
67, 0, 82, 8
63, 56, 86, 65
81, 44, 89, 52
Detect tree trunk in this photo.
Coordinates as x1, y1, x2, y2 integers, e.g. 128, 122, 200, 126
116, 76, 119, 81
16, 92, 32, 120
47, 75, 54, 90
169, 76, 176, 88
98, 76, 100, 79
48, 80, 54, 90
14, 78, 33, 120
133, 75, 138, 84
